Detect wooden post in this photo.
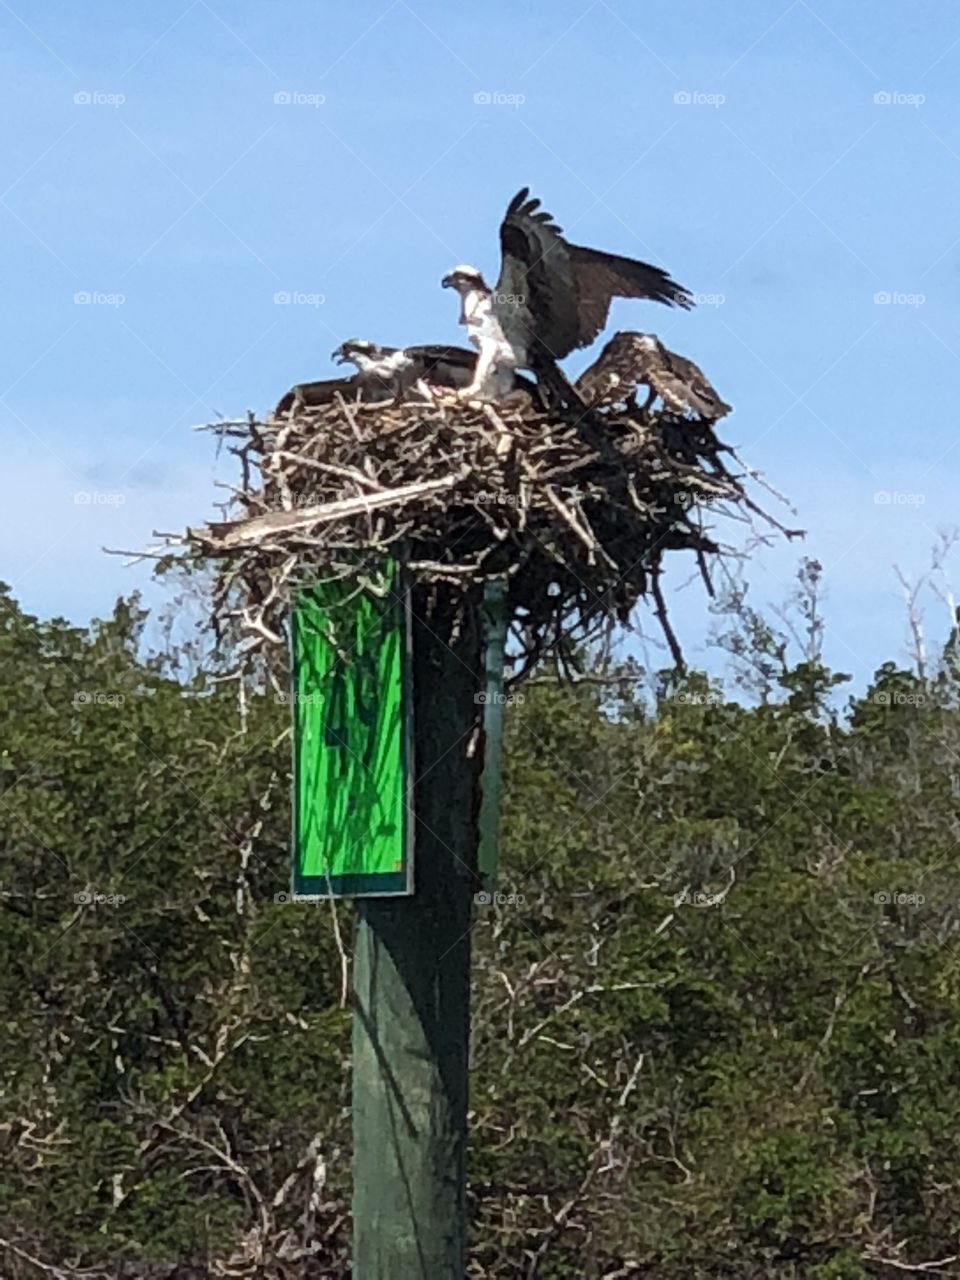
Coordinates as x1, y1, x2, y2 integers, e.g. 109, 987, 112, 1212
477, 579, 508, 892
352, 588, 482, 1278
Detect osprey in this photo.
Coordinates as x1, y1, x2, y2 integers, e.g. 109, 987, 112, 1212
439, 267, 520, 403
442, 188, 694, 405
331, 339, 484, 402
576, 331, 731, 420
332, 338, 538, 405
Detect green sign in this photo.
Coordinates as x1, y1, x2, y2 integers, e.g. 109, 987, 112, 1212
291, 574, 413, 897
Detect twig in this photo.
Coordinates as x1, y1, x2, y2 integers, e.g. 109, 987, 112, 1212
861, 1251, 960, 1274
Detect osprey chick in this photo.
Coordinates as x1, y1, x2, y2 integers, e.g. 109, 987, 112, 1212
576, 331, 730, 420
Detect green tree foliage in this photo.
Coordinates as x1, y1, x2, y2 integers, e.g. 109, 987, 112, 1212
0, 587, 350, 1277
2, 578, 960, 1278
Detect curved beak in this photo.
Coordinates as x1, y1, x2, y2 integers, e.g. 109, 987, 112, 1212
440, 274, 454, 289
331, 346, 345, 364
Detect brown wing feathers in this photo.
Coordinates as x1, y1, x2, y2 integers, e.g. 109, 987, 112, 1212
499, 189, 694, 359
569, 246, 693, 349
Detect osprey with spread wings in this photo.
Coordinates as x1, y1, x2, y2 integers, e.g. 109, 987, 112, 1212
443, 187, 693, 405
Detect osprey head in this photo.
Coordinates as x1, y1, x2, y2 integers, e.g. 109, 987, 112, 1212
441, 265, 489, 294
332, 338, 384, 367
631, 333, 662, 355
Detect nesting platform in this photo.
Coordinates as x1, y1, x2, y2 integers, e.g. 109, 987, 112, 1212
173, 389, 792, 672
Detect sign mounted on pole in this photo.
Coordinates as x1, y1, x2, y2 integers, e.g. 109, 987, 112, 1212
291, 571, 413, 898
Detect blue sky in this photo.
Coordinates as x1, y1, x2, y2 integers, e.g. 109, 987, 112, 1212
2, 0, 958, 688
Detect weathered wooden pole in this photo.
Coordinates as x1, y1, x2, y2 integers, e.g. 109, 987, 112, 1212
352, 588, 483, 1278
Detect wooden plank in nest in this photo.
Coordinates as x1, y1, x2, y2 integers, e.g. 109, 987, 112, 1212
195, 474, 462, 550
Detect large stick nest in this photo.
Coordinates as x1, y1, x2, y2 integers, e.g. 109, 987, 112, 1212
168, 391, 796, 672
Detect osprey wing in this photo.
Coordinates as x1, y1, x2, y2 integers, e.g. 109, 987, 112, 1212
568, 246, 694, 351
497, 188, 581, 359
498, 189, 694, 358
403, 344, 477, 390
662, 348, 731, 419
404, 344, 476, 370
273, 375, 359, 416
